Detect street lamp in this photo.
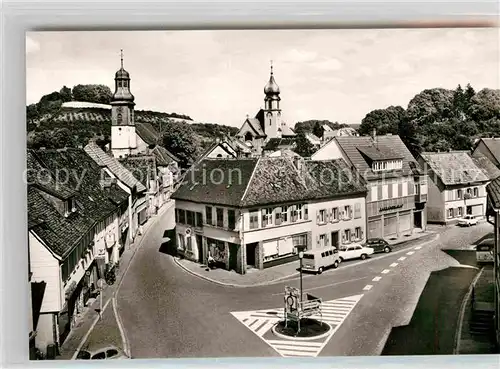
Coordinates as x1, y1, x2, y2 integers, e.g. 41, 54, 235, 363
298, 251, 304, 303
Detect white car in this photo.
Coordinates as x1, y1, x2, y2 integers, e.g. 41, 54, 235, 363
338, 244, 374, 261
76, 346, 129, 360
458, 215, 478, 227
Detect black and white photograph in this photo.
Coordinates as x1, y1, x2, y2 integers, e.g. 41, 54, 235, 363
25, 28, 500, 361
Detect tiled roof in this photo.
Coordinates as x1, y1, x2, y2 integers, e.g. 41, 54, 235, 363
333, 135, 420, 180
172, 156, 367, 208
151, 145, 180, 166
358, 146, 403, 161
84, 142, 146, 192
263, 137, 296, 151
487, 177, 500, 208
477, 138, 500, 164
119, 155, 157, 187
172, 158, 259, 207
33, 149, 129, 216
226, 136, 252, 153
246, 118, 266, 137
136, 122, 160, 146
471, 151, 500, 180
280, 124, 296, 137
419, 151, 489, 186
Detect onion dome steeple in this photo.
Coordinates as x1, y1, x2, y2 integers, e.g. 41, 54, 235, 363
112, 49, 135, 103
264, 60, 280, 95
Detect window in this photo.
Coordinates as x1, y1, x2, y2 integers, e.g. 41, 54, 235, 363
249, 210, 259, 229
262, 208, 273, 227
186, 210, 195, 226
106, 349, 119, 358
228, 209, 236, 230
473, 187, 479, 197
354, 203, 361, 219
457, 207, 463, 217
344, 205, 352, 220
175, 209, 179, 223
275, 207, 282, 225
355, 227, 362, 240
196, 212, 203, 228
179, 209, 186, 224
186, 236, 192, 251
292, 234, 307, 250
319, 234, 327, 247
205, 206, 213, 225
457, 189, 463, 199
318, 209, 326, 224
178, 234, 185, 249
216, 208, 224, 228
370, 185, 378, 202
447, 208, 454, 219
91, 352, 106, 360
281, 206, 288, 223
331, 207, 339, 222
343, 229, 351, 243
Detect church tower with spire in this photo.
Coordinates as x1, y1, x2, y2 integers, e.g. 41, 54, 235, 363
263, 61, 282, 139
111, 50, 137, 158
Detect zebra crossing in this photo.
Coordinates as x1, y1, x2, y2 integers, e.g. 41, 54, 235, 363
230, 294, 363, 357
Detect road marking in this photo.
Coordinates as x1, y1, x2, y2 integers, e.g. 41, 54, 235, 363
381, 269, 390, 274
406, 251, 415, 255
372, 276, 382, 282
390, 263, 398, 267
112, 297, 130, 357
363, 285, 373, 291
271, 276, 368, 296
398, 257, 406, 261
414, 246, 422, 250
231, 294, 363, 357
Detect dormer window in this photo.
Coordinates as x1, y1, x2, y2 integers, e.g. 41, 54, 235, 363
372, 160, 403, 172
64, 198, 76, 217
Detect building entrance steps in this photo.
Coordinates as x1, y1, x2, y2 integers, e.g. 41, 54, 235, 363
174, 230, 435, 288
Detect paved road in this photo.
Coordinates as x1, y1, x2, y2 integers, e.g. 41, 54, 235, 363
117, 211, 493, 358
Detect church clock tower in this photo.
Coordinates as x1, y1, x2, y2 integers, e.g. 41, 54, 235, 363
263, 61, 282, 139
111, 50, 137, 158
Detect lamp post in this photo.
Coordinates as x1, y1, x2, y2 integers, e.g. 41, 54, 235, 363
299, 251, 304, 303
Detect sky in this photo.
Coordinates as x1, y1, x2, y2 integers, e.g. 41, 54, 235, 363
26, 29, 499, 128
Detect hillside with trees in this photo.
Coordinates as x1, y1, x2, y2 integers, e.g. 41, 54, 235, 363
27, 84, 238, 159
358, 84, 500, 156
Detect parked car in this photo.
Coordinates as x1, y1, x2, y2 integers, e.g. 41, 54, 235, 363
475, 239, 494, 264
76, 346, 128, 360
363, 238, 391, 253
338, 244, 374, 261
458, 214, 478, 227
301, 246, 342, 274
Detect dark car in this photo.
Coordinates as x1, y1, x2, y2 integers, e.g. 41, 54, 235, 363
364, 238, 391, 253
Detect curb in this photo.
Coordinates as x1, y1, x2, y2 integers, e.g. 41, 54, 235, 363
271, 321, 332, 341
453, 266, 485, 355
67, 201, 174, 360
173, 233, 440, 288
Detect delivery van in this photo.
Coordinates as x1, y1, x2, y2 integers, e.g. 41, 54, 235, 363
301, 247, 341, 274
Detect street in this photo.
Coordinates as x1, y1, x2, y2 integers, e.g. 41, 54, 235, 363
116, 207, 493, 358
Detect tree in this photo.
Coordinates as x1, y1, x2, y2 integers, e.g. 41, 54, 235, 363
406, 88, 454, 125
72, 84, 112, 104
161, 121, 199, 167
59, 86, 72, 102
293, 131, 316, 158
312, 122, 324, 139
452, 84, 466, 119
467, 88, 500, 122
358, 106, 405, 136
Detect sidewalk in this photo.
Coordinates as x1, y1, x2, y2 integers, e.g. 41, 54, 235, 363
174, 230, 436, 288
56, 201, 174, 360
457, 265, 498, 354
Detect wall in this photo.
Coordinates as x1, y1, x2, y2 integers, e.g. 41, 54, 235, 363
29, 232, 62, 313
206, 144, 235, 159
426, 173, 446, 222
134, 134, 149, 155
444, 184, 488, 221
309, 196, 366, 249
36, 313, 55, 353
111, 126, 137, 153
311, 139, 347, 162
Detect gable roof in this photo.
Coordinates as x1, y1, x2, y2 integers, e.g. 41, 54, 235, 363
151, 145, 179, 166
245, 118, 266, 137
358, 146, 403, 161
263, 137, 296, 151
419, 151, 489, 186
471, 151, 500, 180
333, 135, 420, 180
136, 122, 160, 146
172, 156, 367, 208
84, 142, 146, 192
487, 176, 500, 208
119, 155, 157, 187
476, 138, 500, 164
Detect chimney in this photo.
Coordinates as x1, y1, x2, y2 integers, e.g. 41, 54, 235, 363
372, 128, 377, 148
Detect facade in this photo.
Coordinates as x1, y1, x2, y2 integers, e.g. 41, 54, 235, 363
418, 151, 490, 224
472, 137, 500, 168
235, 65, 295, 156
27, 148, 129, 355
485, 177, 500, 347
171, 156, 367, 274
199, 136, 252, 161
312, 133, 428, 240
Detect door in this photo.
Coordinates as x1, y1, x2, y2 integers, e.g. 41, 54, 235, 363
246, 242, 257, 267
196, 235, 203, 263
331, 231, 339, 248
414, 211, 422, 229
229, 243, 239, 271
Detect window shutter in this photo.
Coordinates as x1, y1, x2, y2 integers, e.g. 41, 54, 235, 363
316, 235, 320, 247
325, 233, 330, 246
349, 207, 353, 219
316, 211, 320, 225
350, 229, 355, 241
304, 205, 308, 220
325, 209, 330, 223
361, 229, 364, 240
342, 232, 346, 243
